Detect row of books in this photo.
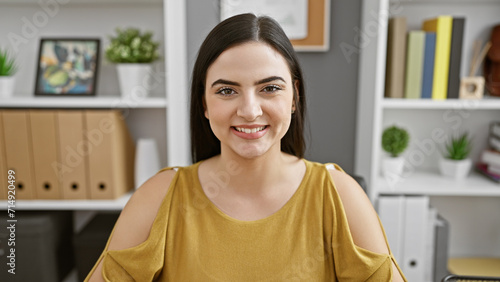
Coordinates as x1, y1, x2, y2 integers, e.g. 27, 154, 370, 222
0, 109, 135, 200
385, 16, 465, 100
475, 122, 500, 182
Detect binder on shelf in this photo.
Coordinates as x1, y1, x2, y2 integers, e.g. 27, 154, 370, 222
423, 15, 453, 100
85, 110, 135, 199
0, 112, 7, 199
2, 110, 36, 199
421, 32, 436, 99
404, 31, 425, 99
447, 17, 465, 99
402, 196, 429, 282
385, 17, 407, 98
29, 110, 62, 199
56, 110, 89, 199
377, 195, 405, 263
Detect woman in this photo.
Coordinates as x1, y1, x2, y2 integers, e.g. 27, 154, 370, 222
87, 13, 406, 281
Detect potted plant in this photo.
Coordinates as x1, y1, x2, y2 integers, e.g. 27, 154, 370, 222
0, 48, 17, 98
105, 27, 160, 99
382, 125, 409, 179
439, 132, 472, 179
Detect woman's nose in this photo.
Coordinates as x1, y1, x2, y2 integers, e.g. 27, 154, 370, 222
236, 93, 262, 121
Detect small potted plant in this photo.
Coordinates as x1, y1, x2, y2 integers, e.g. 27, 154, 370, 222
0, 48, 18, 98
382, 125, 409, 178
105, 27, 160, 99
439, 132, 472, 179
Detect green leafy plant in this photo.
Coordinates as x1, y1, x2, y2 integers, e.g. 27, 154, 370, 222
382, 125, 409, 157
444, 132, 472, 160
105, 27, 160, 63
0, 48, 17, 76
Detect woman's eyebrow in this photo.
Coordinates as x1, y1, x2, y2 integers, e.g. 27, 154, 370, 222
211, 79, 240, 88
210, 76, 286, 88
255, 76, 286, 85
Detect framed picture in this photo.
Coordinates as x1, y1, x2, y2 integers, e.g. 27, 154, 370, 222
220, 0, 330, 52
35, 38, 100, 96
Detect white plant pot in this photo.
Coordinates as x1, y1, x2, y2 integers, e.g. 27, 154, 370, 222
134, 138, 161, 189
382, 157, 405, 179
0, 76, 15, 98
439, 158, 472, 180
116, 64, 152, 99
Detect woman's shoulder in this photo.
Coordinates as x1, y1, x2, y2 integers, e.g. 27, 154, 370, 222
321, 161, 391, 255
106, 168, 177, 251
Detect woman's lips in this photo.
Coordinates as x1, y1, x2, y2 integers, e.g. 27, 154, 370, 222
231, 125, 269, 139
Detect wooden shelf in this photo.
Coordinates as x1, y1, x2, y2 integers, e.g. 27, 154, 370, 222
0, 191, 133, 211
0, 96, 167, 109
381, 97, 500, 110
449, 257, 500, 276
376, 170, 500, 197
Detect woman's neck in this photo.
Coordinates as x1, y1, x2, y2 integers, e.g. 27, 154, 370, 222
211, 148, 295, 197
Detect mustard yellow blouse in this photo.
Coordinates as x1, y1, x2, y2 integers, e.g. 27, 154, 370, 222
86, 160, 406, 281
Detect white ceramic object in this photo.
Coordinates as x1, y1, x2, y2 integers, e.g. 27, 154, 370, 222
382, 156, 405, 178
439, 158, 472, 180
134, 138, 161, 189
116, 64, 152, 99
0, 76, 15, 98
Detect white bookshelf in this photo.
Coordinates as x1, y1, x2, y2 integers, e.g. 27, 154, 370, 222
0, 191, 132, 211
356, 0, 500, 267
0, 96, 167, 108
0, 0, 189, 210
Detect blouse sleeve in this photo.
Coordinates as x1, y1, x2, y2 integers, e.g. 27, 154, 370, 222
84, 167, 178, 281
325, 163, 407, 281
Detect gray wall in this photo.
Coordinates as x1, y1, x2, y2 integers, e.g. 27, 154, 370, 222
187, 0, 361, 173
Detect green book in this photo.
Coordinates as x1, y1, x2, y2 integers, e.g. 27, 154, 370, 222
404, 31, 426, 99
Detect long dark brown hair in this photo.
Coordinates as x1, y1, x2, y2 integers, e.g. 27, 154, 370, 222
190, 13, 307, 163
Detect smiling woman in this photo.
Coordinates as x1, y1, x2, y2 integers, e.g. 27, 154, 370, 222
86, 13, 407, 282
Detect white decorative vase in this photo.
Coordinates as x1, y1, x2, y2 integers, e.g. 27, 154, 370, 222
0, 76, 15, 98
134, 138, 161, 189
382, 156, 405, 179
116, 64, 152, 99
439, 158, 472, 180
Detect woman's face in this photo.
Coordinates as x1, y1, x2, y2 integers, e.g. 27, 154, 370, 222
204, 41, 296, 160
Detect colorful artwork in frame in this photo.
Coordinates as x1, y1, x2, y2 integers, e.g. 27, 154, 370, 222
35, 38, 100, 96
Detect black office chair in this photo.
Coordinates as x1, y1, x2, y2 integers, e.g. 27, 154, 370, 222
442, 274, 500, 282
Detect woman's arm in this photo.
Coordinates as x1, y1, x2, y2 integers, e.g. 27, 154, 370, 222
328, 168, 405, 282
86, 169, 176, 282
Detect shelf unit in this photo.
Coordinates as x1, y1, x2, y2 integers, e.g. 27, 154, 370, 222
0, 0, 189, 210
356, 0, 500, 266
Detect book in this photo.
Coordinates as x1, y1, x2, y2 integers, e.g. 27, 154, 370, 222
487, 163, 500, 175
422, 16, 453, 100
491, 121, 500, 139
481, 149, 500, 166
475, 162, 500, 183
404, 31, 425, 99
421, 32, 436, 99
385, 17, 408, 98
447, 17, 465, 99
489, 136, 500, 152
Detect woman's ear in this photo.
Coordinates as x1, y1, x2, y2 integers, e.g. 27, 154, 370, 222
203, 97, 209, 119
293, 80, 300, 112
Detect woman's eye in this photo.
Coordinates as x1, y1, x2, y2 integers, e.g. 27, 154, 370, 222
216, 88, 235, 96
262, 85, 281, 93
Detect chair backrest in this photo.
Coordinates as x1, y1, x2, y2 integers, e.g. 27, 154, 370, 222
442, 274, 500, 282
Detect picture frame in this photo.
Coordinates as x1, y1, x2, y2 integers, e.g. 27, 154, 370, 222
35, 38, 100, 96
220, 0, 331, 52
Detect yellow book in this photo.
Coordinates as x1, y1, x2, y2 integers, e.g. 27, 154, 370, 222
422, 16, 453, 100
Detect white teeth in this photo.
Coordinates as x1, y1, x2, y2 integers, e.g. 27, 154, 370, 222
235, 126, 266, 133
